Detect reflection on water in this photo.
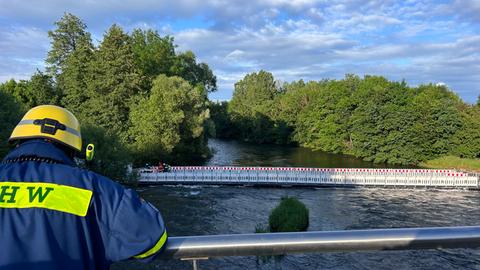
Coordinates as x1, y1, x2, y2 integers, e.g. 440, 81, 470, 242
206, 139, 414, 168
113, 139, 479, 270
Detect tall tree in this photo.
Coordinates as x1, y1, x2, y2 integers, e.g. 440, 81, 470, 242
83, 24, 143, 140
131, 29, 176, 83
171, 51, 217, 92
46, 13, 92, 77
59, 39, 94, 116
130, 30, 217, 93
229, 70, 280, 143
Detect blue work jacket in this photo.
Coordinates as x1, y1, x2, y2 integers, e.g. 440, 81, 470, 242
0, 140, 167, 270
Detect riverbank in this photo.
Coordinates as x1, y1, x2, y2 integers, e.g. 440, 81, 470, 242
421, 156, 480, 173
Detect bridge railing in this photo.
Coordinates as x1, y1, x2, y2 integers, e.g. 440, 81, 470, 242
160, 226, 480, 268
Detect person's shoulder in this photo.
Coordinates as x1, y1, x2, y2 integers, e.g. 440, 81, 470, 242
66, 165, 126, 195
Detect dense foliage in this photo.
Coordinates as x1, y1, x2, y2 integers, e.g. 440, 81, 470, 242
80, 124, 135, 183
221, 72, 480, 165
129, 75, 210, 165
269, 197, 309, 232
208, 101, 234, 139
228, 71, 287, 144
0, 90, 24, 157
0, 13, 216, 181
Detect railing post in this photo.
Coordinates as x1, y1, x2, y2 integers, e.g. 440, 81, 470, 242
181, 257, 208, 270
475, 173, 479, 189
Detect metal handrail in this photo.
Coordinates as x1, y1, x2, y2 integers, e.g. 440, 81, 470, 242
160, 226, 480, 259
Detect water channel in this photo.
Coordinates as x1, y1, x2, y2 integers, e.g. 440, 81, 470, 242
113, 139, 480, 269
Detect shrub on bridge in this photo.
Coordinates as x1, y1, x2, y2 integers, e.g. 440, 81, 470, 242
269, 197, 309, 232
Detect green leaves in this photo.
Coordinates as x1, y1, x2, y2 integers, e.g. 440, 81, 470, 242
0, 90, 24, 158
129, 75, 210, 165
46, 13, 92, 76
0, 13, 215, 180
130, 29, 217, 93
223, 72, 476, 166
269, 197, 309, 233
228, 70, 287, 143
450, 105, 480, 158
80, 124, 135, 183
82, 24, 143, 140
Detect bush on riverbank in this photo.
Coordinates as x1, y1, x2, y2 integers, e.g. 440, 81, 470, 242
269, 197, 309, 232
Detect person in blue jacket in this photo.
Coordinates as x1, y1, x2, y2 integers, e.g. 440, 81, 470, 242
0, 105, 168, 270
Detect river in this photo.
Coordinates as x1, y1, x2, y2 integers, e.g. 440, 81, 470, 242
113, 139, 480, 269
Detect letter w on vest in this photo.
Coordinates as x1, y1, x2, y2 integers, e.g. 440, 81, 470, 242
0, 182, 92, 217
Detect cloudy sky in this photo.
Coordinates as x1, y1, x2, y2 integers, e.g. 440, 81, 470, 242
0, 0, 479, 103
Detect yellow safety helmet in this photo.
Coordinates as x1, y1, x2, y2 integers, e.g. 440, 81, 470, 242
9, 105, 82, 152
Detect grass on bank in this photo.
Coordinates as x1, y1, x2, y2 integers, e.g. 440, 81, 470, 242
421, 156, 480, 173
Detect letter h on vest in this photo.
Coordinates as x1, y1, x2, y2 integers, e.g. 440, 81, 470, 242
0, 185, 20, 203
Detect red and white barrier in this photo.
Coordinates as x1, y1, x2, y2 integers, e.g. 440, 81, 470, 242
169, 166, 462, 176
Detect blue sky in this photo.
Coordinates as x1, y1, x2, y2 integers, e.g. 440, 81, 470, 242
0, 0, 479, 103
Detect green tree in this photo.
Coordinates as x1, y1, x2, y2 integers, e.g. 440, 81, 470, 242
83, 24, 143, 140
349, 77, 419, 164
81, 124, 135, 183
0, 72, 59, 109
226, 73, 476, 165
171, 51, 217, 92
59, 41, 94, 116
0, 90, 24, 158
27, 71, 60, 107
208, 101, 234, 138
450, 105, 480, 158
46, 13, 92, 76
11, 80, 30, 107
273, 79, 307, 127
131, 29, 176, 84
294, 79, 356, 154
0, 79, 18, 97
229, 70, 283, 143
408, 85, 462, 161
45, 13, 94, 116
129, 75, 210, 165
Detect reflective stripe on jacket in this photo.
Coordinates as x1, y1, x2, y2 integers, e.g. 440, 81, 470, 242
0, 140, 167, 270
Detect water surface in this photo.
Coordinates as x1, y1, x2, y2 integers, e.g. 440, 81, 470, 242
113, 139, 479, 270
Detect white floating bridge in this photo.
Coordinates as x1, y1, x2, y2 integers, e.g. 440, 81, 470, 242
139, 166, 480, 189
